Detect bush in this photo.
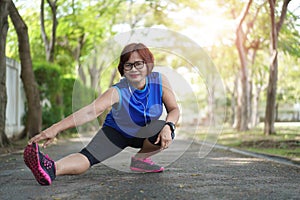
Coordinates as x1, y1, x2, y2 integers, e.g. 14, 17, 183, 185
33, 61, 101, 131
33, 61, 63, 129
61, 76, 76, 117
61, 76, 101, 132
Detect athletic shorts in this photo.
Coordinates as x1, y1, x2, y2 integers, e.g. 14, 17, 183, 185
79, 120, 173, 166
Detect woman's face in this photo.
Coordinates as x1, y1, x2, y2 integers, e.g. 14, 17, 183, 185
123, 51, 148, 88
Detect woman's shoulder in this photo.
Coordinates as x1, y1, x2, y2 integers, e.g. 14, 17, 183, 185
149, 71, 160, 78
113, 77, 128, 89
149, 72, 169, 83
148, 72, 162, 83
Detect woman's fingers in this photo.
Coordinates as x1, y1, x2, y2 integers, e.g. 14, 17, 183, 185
154, 134, 161, 144
28, 130, 56, 148
160, 138, 172, 150
43, 138, 54, 148
28, 133, 43, 144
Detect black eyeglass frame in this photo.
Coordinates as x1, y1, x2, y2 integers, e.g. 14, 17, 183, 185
123, 60, 145, 71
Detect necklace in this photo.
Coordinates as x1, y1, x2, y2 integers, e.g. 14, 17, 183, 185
127, 80, 150, 126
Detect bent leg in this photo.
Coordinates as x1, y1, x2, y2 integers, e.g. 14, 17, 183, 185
55, 153, 90, 175
130, 139, 164, 173
134, 120, 166, 159
135, 138, 161, 159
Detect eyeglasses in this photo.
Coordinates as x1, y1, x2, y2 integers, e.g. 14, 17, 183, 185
124, 61, 145, 71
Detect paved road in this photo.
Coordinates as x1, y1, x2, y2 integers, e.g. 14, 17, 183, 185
0, 136, 299, 200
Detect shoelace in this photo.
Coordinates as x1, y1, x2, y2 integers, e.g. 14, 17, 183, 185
142, 158, 154, 165
41, 154, 53, 170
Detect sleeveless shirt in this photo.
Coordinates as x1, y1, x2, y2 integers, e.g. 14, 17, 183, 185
103, 72, 163, 138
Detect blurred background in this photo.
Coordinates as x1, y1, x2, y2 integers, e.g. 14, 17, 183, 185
1, 0, 299, 160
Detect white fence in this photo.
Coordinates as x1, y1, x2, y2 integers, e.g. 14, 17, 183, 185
5, 57, 25, 138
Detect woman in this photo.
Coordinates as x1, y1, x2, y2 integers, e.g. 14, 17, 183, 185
24, 43, 180, 185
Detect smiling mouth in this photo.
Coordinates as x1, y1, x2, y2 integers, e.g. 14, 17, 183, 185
129, 74, 140, 78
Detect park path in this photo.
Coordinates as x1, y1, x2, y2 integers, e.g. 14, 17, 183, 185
0, 135, 299, 200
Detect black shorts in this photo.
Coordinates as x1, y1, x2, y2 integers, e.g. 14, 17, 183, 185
79, 120, 169, 166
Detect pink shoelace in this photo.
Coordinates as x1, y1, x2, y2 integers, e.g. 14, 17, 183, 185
42, 154, 54, 170
139, 157, 154, 165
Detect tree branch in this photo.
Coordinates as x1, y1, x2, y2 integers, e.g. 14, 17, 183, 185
276, 0, 291, 32
40, 0, 48, 52
46, 0, 57, 62
237, 0, 253, 32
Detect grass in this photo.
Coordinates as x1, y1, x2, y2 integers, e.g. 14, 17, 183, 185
182, 122, 300, 162
214, 122, 300, 162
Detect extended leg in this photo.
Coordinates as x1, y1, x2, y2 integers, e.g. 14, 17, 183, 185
55, 153, 90, 175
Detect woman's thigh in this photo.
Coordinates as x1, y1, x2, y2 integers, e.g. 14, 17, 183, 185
129, 120, 166, 148
81, 126, 129, 165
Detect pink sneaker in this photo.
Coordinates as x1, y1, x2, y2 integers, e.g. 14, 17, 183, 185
130, 157, 164, 173
23, 143, 56, 185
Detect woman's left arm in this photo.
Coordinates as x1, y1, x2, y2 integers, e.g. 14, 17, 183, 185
155, 74, 180, 149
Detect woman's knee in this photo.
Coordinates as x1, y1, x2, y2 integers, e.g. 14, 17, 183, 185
79, 148, 100, 167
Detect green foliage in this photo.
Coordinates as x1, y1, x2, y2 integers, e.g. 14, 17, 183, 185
6, 0, 300, 132
278, 12, 300, 57
33, 62, 100, 130
61, 75, 97, 116
61, 76, 76, 117
33, 61, 63, 129
277, 54, 300, 104
41, 104, 64, 130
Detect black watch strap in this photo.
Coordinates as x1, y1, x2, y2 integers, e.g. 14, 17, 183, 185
165, 122, 176, 132
165, 122, 176, 139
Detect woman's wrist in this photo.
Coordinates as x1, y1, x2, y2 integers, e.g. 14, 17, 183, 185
51, 123, 61, 134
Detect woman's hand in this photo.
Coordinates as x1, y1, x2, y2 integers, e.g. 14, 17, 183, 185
155, 125, 173, 150
28, 125, 59, 148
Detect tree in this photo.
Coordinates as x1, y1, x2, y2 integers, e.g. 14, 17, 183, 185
40, 0, 57, 62
233, 0, 253, 131
264, 0, 291, 135
225, 0, 267, 131
9, 1, 42, 139
0, 0, 11, 147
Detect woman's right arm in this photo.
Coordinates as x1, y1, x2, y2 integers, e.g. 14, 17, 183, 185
29, 87, 119, 147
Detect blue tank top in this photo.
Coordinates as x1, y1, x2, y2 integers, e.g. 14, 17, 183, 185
103, 72, 163, 138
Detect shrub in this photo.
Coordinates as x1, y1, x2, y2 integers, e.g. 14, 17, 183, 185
33, 61, 63, 129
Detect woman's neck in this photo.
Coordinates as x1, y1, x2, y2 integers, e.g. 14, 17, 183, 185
129, 78, 146, 90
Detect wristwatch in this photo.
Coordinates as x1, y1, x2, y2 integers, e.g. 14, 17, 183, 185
165, 122, 176, 139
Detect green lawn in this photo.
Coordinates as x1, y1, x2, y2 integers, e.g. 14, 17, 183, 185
184, 122, 300, 162
215, 123, 300, 162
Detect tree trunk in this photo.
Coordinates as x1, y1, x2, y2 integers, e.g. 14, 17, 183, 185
88, 59, 101, 91
230, 77, 237, 126
264, 0, 291, 135
235, 67, 249, 131
0, 0, 11, 147
9, 1, 42, 139
40, 0, 57, 62
234, 0, 253, 131
109, 68, 118, 87
75, 34, 86, 85
251, 84, 261, 127
232, 74, 239, 128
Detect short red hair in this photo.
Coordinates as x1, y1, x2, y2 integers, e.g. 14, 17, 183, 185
118, 43, 154, 76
